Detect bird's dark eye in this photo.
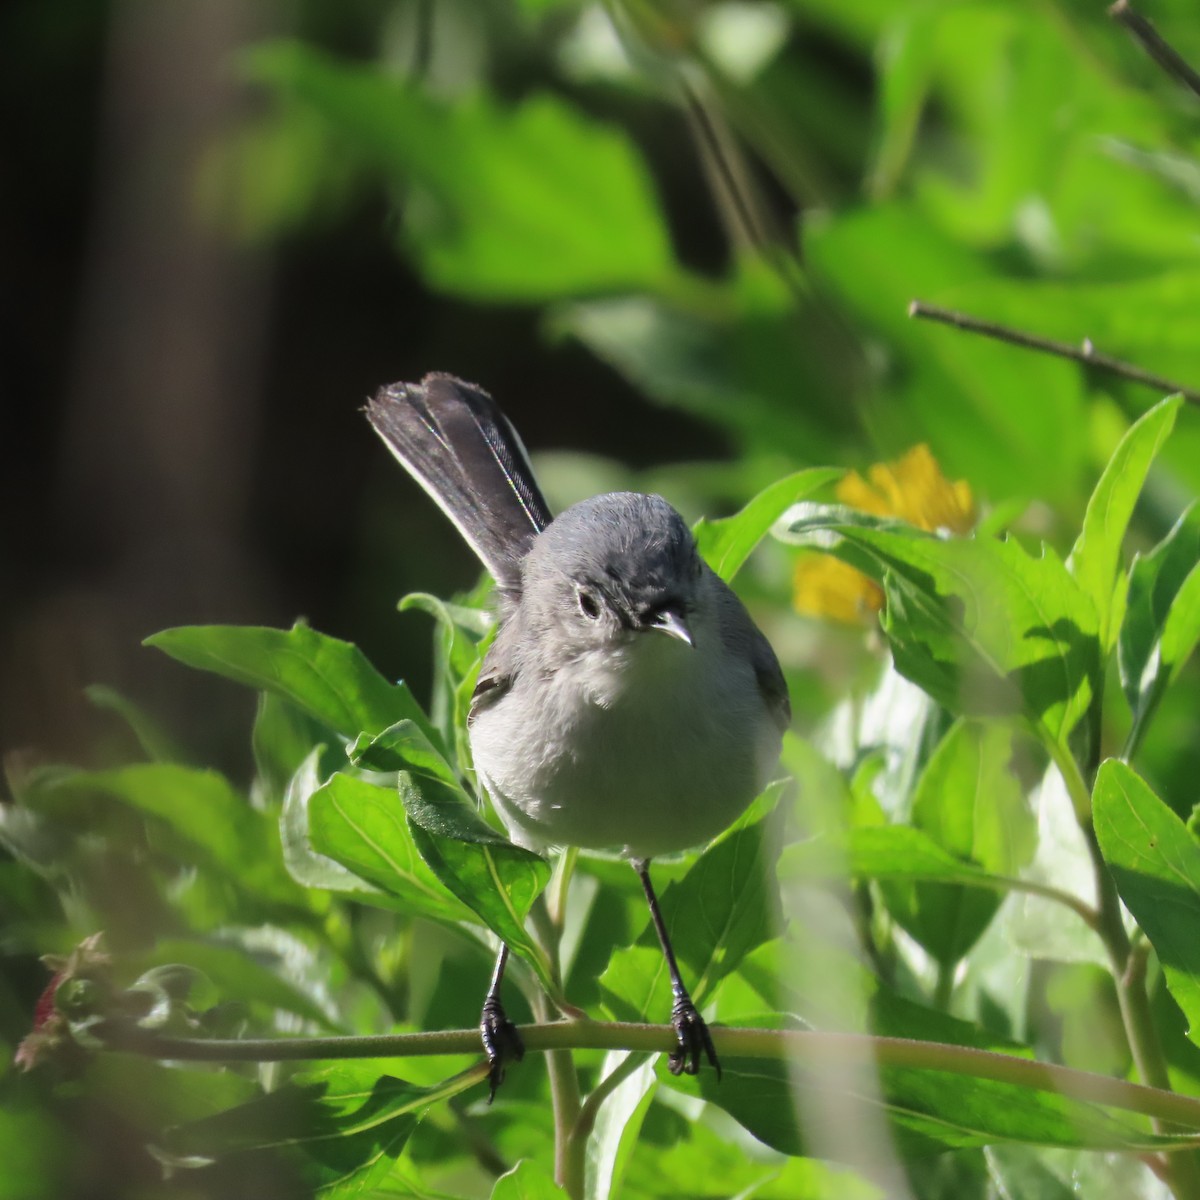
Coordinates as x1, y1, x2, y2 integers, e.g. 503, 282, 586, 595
578, 589, 601, 620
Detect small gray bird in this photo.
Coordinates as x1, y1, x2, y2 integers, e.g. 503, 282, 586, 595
366, 374, 789, 1094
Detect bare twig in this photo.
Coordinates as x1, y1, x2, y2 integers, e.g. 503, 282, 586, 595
908, 300, 1200, 404
1110, 0, 1200, 102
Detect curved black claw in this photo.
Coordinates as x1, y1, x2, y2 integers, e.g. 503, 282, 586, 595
480, 995, 524, 1102
668, 994, 721, 1080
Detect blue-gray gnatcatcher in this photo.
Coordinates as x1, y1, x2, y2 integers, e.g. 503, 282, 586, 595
367, 373, 789, 1094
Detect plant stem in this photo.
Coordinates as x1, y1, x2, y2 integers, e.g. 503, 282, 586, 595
529, 896, 582, 1197
933, 960, 956, 1011
102, 1021, 1200, 1134
535, 997, 583, 1198
1109, 0, 1200, 101
908, 300, 1200, 404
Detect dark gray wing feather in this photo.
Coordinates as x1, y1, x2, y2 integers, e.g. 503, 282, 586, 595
366, 373, 552, 593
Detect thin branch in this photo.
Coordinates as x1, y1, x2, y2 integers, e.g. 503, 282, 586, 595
1110, 0, 1200, 102
103, 1021, 1200, 1133
908, 300, 1200, 404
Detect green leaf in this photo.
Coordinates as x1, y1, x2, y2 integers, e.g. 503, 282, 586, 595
84, 684, 181, 763
246, 43, 680, 301
882, 721, 1034, 965
1119, 502, 1200, 751
147, 622, 436, 744
692, 468, 841, 582
776, 506, 1101, 743
307, 773, 474, 926
281, 749, 378, 899
347, 718, 459, 783
399, 591, 493, 750
397, 772, 554, 995
583, 1053, 657, 1200
1067, 395, 1182, 648
600, 818, 782, 1022
491, 1159, 569, 1199
161, 1061, 479, 1194
1093, 760, 1200, 1047
253, 692, 329, 803
50, 765, 301, 906
665, 1015, 1193, 1158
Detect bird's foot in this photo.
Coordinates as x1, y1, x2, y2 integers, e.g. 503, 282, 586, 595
667, 992, 720, 1079
480, 994, 524, 1102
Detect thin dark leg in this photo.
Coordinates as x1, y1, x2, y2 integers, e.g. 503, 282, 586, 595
632, 858, 721, 1079
479, 943, 524, 1101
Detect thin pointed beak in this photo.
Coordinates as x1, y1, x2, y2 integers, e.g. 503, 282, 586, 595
647, 607, 693, 647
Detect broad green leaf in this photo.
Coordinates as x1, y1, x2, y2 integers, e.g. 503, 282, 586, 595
146, 622, 436, 745
983, 1146, 1078, 1200
882, 721, 1034, 965
307, 773, 474, 926
621, 1112, 883, 1200
665, 1015, 1196, 1158
348, 718, 458, 784
246, 43, 680, 300
161, 1061, 479, 1194
280, 748, 382, 900
1119, 502, 1200, 751
1067, 395, 1182, 648
583, 1053, 657, 1200
253, 692, 329, 803
776, 506, 1101, 743
397, 773, 554, 995
600, 819, 782, 1022
49, 765, 301, 907
398, 591, 493, 641
491, 1159, 569, 1199
399, 591, 492, 748
693, 468, 841, 582
1093, 760, 1200, 1047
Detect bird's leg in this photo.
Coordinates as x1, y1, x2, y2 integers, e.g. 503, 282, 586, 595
480, 943, 524, 1101
632, 858, 720, 1078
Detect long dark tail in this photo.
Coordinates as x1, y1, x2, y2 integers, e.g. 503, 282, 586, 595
365, 374, 552, 593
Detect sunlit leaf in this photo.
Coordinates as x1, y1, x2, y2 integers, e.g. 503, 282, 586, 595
600, 819, 782, 1022
1067, 395, 1181, 648
1093, 760, 1200, 1048
147, 623, 437, 745
308, 773, 475, 926
881, 721, 1034, 965
776, 506, 1101, 743
693, 468, 841, 581
397, 772, 554, 995
491, 1158, 569, 1199
1119, 502, 1200, 753
246, 42, 681, 301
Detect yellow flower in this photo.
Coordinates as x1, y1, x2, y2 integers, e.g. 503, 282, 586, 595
793, 445, 975, 624
838, 444, 975, 536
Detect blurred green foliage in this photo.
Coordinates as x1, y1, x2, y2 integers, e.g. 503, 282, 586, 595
6, 1, 1200, 1198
